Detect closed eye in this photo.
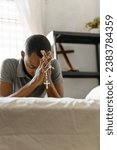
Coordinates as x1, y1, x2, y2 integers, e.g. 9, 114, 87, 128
26, 62, 38, 69
29, 65, 37, 69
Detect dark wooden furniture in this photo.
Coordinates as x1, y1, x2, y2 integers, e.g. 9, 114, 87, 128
47, 31, 100, 83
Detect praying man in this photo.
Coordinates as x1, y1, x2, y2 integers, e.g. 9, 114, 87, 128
0, 34, 64, 97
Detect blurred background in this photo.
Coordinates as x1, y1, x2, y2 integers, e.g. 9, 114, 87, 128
0, 0, 100, 98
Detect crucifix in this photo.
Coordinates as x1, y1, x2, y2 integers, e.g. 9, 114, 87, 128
44, 80, 50, 89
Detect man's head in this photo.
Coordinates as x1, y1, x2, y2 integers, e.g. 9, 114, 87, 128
25, 34, 51, 58
21, 34, 51, 77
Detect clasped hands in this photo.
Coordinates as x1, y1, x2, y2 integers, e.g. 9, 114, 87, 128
32, 50, 54, 88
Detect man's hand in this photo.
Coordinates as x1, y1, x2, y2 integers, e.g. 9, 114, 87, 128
41, 50, 53, 82
30, 50, 53, 86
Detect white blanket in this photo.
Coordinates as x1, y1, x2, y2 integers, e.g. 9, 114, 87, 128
0, 97, 100, 150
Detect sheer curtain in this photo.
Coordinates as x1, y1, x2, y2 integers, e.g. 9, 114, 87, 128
0, 0, 26, 65
0, 0, 45, 68
15, 0, 45, 35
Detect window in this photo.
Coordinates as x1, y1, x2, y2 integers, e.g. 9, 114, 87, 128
0, 0, 26, 64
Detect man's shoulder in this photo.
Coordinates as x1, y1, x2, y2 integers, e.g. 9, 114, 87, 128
0, 58, 19, 81
51, 59, 63, 83
51, 59, 59, 67
1, 58, 19, 70
2, 58, 18, 65
51, 59, 62, 71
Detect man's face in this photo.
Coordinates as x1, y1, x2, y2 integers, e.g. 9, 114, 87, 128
22, 51, 41, 77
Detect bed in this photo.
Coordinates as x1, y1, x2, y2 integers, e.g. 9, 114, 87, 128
0, 87, 100, 150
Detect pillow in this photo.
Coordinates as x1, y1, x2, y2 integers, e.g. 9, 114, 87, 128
85, 86, 100, 100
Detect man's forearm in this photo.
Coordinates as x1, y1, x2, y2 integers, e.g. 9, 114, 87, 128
9, 81, 39, 97
46, 81, 62, 98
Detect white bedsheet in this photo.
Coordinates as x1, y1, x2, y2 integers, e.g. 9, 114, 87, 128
0, 97, 100, 150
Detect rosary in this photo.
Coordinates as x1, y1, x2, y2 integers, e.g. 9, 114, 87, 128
44, 61, 54, 89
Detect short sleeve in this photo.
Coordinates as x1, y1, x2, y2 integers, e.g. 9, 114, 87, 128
0, 59, 17, 84
51, 59, 64, 84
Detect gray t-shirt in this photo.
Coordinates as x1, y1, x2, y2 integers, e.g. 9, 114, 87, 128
0, 58, 63, 97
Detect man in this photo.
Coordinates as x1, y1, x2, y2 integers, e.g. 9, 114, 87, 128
0, 34, 64, 97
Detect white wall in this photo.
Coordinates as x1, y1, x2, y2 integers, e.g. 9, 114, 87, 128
44, 0, 100, 34
44, 0, 100, 98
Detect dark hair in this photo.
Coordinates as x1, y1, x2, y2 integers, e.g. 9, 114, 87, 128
25, 34, 51, 58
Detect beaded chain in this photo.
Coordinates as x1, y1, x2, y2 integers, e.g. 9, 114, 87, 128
44, 63, 54, 89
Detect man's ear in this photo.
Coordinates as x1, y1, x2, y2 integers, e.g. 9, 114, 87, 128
21, 51, 25, 59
